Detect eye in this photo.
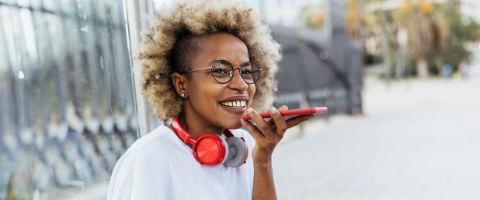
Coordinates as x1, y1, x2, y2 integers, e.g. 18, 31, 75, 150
240, 67, 253, 74
212, 68, 228, 74
211, 61, 232, 78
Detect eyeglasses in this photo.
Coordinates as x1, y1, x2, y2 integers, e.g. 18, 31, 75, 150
184, 60, 262, 84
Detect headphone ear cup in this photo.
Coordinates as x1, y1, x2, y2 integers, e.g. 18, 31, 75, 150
193, 134, 229, 165
224, 137, 248, 167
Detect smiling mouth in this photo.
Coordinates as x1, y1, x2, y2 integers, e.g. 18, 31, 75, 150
218, 99, 248, 113
219, 100, 247, 108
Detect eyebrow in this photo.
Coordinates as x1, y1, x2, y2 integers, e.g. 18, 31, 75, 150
240, 61, 252, 66
210, 58, 251, 66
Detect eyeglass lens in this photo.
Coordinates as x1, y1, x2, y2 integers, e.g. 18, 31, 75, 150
210, 60, 260, 84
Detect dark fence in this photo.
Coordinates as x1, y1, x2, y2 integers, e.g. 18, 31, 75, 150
271, 26, 363, 116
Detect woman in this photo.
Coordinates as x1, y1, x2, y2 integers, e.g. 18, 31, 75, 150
108, 1, 313, 199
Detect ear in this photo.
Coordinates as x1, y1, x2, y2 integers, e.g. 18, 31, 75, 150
171, 72, 189, 97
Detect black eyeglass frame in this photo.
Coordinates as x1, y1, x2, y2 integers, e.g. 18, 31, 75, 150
183, 60, 262, 84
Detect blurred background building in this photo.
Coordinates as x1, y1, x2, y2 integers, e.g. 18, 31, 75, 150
1, 0, 479, 199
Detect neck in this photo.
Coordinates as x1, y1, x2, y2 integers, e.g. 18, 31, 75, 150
179, 110, 224, 139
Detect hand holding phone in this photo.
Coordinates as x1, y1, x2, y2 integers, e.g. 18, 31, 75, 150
241, 107, 328, 121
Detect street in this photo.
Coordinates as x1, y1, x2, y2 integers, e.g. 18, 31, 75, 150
274, 77, 480, 200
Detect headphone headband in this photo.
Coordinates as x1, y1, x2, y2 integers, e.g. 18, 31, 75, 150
172, 116, 233, 144
172, 116, 196, 145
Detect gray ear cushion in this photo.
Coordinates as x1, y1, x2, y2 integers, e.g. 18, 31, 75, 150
224, 137, 248, 167
219, 137, 229, 164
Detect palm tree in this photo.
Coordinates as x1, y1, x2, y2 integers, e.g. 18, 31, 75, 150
394, 0, 450, 77
347, 0, 480, 77
347, 0, 454, 77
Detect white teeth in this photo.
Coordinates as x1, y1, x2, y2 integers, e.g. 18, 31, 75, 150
220, 100, 247, 107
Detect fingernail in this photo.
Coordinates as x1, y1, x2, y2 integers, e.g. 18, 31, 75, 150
247, 108, 254, 113
270, 107, 277, 113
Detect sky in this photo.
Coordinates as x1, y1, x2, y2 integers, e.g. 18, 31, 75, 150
461, 0, 480, 21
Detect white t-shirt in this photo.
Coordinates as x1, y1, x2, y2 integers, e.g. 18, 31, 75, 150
107, 125, 255, 200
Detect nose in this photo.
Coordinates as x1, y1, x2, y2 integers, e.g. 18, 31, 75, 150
228, 67, 248, 91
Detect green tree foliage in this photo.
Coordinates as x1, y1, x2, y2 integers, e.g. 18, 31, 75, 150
434, 6, 480, 71
346, 0, 480, 76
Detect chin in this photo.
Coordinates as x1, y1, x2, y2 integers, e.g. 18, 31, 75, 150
222, 120, 243, 130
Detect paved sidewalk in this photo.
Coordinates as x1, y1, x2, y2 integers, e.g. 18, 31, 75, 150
274, 78, 480, 200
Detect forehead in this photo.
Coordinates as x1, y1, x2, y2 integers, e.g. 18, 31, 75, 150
194, 32, 249, 62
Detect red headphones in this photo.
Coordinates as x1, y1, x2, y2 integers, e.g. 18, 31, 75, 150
171, 116, 248, 167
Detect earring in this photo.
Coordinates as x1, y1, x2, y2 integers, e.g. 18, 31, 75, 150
181, 93, 187, 98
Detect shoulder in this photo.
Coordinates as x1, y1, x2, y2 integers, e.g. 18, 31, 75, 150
128, 126, 181, 156
107, 125, 178, 199
112, 125, 179, 169
132, 125, 177, 149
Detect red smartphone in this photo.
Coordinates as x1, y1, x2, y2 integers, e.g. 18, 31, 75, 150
241, 107, 328, 121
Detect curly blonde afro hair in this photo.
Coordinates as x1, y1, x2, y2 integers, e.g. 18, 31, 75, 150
138, 0, 281, 120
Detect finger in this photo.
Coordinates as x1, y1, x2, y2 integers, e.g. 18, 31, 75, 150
269, 107, 287, 135
278, 105, 288, 111
247, 108, 270, 136
241, 119, 264, 139
286, 114, 314, 128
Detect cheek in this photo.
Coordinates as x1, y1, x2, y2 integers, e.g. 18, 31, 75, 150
190, 81, 223, 104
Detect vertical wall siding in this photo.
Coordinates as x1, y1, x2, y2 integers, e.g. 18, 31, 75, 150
0, 0, 137, 198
